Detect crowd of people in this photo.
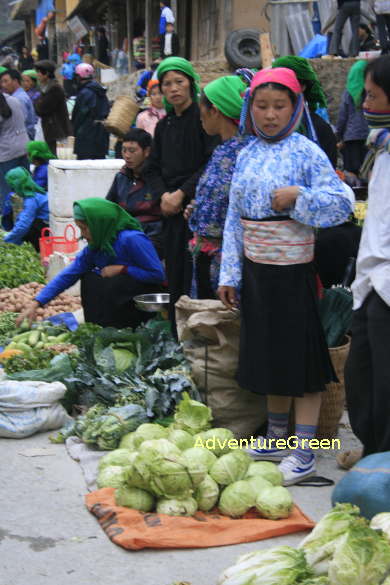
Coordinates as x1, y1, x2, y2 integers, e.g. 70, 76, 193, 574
0, 41, 389, 486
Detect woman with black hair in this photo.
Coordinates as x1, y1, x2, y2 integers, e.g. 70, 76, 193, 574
0, 93, 29, 212
144, 57, 218, 334
34, 60, 71, 155
345, 55, 390, 459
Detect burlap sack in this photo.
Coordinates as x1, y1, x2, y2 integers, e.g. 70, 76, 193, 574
175, 296, 266, 439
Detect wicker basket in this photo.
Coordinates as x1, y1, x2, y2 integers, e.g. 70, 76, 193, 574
316, 336, 351, 440
104, 96, 140, 138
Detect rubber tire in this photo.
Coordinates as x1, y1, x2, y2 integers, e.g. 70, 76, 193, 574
224, 29, 261, 69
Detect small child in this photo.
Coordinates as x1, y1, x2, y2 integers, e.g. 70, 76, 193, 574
160, 22, 180, 59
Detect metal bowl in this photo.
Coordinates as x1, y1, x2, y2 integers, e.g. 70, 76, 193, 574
134, 293, 170, 312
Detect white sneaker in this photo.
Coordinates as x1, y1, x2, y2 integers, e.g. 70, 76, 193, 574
278, 454, 316, 486
244, 436, 290, 462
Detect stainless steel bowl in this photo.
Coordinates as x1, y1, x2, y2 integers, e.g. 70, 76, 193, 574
134, 293, 170, 312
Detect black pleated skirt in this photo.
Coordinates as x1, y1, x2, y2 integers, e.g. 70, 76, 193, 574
237, 257, 336, 397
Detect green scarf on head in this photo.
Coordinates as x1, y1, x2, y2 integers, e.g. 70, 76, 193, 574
204, 75, 247, 120
22, 69, 38, 81
157, 57, 201, 112
0, 66, 7, 75
27, 140, 56, 162
73, 198, 143, 256
272, 56, 327, 111
346, 60, 368, 108
5, 167, 45, 198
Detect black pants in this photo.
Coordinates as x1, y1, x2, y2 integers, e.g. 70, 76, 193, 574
342, 140, 367, 175
80, 271, 160, 329
377, 14, 390, 54
25, 218, 49, 252
345, 291, 390, 455
330, 1, 360, 56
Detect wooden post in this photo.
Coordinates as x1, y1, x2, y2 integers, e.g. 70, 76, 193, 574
126, 0, 134, 72
259, 32, 274, 68
145, 0, 152, 69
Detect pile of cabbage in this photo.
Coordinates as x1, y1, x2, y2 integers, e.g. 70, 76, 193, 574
217, 504, 390, 585
96, 393, 294, 519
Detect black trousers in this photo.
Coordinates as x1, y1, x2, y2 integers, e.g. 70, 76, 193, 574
377, 14, 390, 54
330, 1, 360, 56
345, 291, 390, 455
80, 271, 160, 329
25, 218, 49, 252
342, 140, 367, 175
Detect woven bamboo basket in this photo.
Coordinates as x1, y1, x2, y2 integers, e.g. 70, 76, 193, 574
316, 336, 351, 440
104, 96, 140, 138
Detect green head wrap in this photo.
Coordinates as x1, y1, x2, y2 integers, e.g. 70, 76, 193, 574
157, 57, 201, 111
204, 75, 247, 120
272, 56, 327, 111
5, 167, 45, 198
22, 69, 38, 81
27, 140, 56, 162
0, 66, 7, 75
346, 60, 368, 108
73, 198, 143, 256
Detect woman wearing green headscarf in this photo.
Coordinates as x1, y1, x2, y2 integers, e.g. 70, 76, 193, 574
27, 140, 56, 191
21, 69, 41, 104
336, 60, 369, 176
18, 198, 165, 328
272, 56, 338, 168
144, 56, 218, 334
3, 166, 48, 249
185, 74, 252, 296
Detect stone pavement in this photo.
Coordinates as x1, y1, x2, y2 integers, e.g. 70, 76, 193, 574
0, 412, 361, 585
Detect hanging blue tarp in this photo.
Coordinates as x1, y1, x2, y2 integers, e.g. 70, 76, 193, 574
35, 0, 55, 26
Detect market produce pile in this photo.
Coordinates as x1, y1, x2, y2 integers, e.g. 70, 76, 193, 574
0, 284, 81, 320
217, 504, 390, 585
96, 394, 295, 520
0, 241, 45, 288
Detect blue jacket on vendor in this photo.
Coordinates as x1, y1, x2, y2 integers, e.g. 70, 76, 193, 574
32, 162, 49, 190
35, 230, 165, 305
3, 167, 49, 246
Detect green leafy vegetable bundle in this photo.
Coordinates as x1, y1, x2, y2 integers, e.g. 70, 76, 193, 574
0, 242, 45, 288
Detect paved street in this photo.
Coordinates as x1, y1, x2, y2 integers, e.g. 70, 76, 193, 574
0, 413, 361, 585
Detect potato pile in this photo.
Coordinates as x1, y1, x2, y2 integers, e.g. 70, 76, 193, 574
0, 282, 81, 320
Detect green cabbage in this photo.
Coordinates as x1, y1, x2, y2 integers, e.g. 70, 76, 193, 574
112, 348, 136, 372
173, 392, 212, 435
370, 513, 390, 542
218, 480, 255, 518
98, 449, 137, 471
299, 503, 362, 571
119, 431, 137, 451
132, 423, 168, 448
328, 521, 390, 585
217, 546, 313, 585
194, 428, 235, 456
115, 485, 155, 512
168, 428, 195, 451
157, 497, 198, 517
210, 452, 250, 486
296, 578, 330, 585
255, 486, 293, 520
245, 461, 283, 486
127, 453, 152, 491
195, 475, 220, 512
148, 457, 193, 498
245, 476, 273, 495
138, 438, 182, 461
97, 465, 129, 489
181, 447, 218, 472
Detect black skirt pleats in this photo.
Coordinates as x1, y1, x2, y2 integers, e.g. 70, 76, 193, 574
237, 257, 336, 397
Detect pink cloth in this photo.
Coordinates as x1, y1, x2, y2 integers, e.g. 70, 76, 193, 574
250, 67, 302, 96
136, 107, 166, 137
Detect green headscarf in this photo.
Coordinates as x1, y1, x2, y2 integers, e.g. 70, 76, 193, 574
27, 140, 56, 162
22, 69, 38, 81
5, 167, 45, 198
157, 57, 201, 111
346, 60, 368, 108
73, 198, 143, 256
0, 66, 7, 75
272, 56, 327, 111
204, 75, 247, 120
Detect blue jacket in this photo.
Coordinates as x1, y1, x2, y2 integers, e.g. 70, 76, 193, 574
4, 192, 49, 245
33, 163, 49, 191
336, 91, 369, 142
35, 230, 165, 305
72, 81, 110, 158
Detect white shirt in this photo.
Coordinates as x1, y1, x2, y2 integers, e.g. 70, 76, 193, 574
164, 32, 173, 55
162, 6, 175, 24
352, 152, 390, 309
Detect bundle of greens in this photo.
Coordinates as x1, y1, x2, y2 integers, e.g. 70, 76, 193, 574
0, 312, 19, 345
0, 242, 45, 288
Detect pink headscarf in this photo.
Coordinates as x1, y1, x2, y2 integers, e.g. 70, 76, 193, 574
250, 67, 302, 96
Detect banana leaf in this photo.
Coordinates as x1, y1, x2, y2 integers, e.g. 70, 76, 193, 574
319, 287, 353, 348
